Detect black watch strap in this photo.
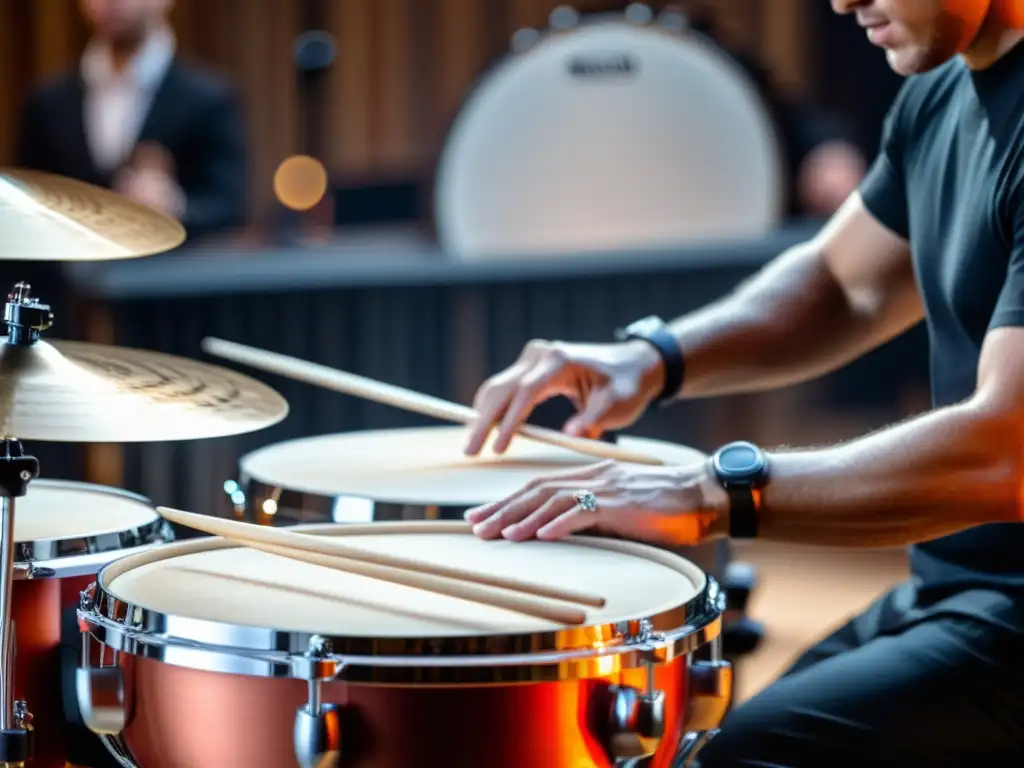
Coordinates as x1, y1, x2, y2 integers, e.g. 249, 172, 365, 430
615, 316, 685, 402
710, 441, 767, 540
726, 486, 759, 539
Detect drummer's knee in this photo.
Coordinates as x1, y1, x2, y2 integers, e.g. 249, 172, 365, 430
690, 689, 816, 768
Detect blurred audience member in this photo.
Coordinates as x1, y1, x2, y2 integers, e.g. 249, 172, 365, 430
18, 0, 247, 237
688, 10, 867, 219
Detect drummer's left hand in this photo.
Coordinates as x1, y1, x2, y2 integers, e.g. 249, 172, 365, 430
464, 460, 730, 547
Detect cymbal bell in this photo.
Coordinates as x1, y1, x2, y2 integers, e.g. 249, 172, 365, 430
0, 337, 289, 443
0, 169, 186, 261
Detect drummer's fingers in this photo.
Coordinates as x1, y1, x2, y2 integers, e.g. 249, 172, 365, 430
469, 487, 551, 538
492, 358, 563, 454
564, 387, 617, 438
536, 500, 621, 540
465, 372, 521, 455
464, 461, 610, 525
500, 491, 578, 541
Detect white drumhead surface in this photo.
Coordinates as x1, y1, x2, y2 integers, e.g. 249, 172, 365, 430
435, 22, 784, 256
15, 481, 157, 543
108, 532, 703, 637
241, 426, 705, 505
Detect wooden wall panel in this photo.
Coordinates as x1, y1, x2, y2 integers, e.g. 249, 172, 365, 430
0, 0, 811, 218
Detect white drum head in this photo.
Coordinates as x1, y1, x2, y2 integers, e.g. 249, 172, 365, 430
435, 21, 785, 257
15, 480, 157, 543
240, 426, 705, 506
106, 529, 705, 637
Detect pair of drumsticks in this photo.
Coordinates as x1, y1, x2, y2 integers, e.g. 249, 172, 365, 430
158, 507, 603, 625
161, 337, 663, 624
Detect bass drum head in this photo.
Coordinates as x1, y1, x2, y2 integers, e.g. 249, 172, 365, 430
435, 20, 786, 258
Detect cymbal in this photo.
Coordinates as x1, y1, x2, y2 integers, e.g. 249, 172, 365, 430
0, 169, 186, 261
0, 338, 289, 442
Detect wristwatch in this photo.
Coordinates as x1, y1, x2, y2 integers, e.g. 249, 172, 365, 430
614, 315, 685, 403
710, 441, 768, 539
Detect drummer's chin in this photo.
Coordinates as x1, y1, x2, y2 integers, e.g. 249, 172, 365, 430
884, 44, 956, 76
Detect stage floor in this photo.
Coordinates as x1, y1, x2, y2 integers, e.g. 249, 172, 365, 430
732, 540, 910, 702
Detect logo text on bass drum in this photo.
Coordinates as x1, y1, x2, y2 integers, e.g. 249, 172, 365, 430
566, 54, 639, 78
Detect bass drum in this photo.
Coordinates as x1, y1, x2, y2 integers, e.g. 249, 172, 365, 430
434, 14, 786, 258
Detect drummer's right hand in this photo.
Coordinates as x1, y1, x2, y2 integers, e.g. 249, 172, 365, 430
463, 339, 666, 456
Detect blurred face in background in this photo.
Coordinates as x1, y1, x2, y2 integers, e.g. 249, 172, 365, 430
80, 0, 172, 44
831, 0, 992, 74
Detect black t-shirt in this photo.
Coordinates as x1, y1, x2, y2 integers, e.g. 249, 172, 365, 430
859, 40, 1024, 589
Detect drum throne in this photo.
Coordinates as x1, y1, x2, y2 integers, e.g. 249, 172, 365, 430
432, 5, 781, 668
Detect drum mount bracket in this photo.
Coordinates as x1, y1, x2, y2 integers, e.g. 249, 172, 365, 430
4, 283, 53, 348
293, 635, 343, 768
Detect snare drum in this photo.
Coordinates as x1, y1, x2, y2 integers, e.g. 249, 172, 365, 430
228, 426, 706, 526
78, 521, 730, 768
14, 480, 173, 768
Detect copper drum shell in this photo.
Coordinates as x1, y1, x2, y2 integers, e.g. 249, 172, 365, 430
12, 579, 64, 768
120, 653, 692, 768
10, 481, 174, 768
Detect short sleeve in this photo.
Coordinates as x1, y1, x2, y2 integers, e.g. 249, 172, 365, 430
990, 189, 1024, 329
858, 86, 911, 240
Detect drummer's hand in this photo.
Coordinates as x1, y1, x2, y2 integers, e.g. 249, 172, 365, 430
464, 459, 730, 547
464, 340, 667, 456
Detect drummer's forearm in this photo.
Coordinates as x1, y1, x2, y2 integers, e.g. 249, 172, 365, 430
665, 243, 883, 398
752, 402, 1023, 547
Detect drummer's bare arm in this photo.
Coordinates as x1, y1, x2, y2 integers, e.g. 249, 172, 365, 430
667, 194, 923, 398
751, 327, 1024, 547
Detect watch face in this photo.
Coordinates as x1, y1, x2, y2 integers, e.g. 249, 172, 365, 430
716, 441, 766, 481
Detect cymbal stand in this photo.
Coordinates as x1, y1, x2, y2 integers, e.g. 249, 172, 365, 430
0, 284, 49, 766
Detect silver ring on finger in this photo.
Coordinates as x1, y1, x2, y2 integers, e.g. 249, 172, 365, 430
573, 489, 599, 514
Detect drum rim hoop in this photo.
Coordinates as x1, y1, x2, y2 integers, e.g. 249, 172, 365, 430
14, 479, 172, 577
79, 522, 724, 680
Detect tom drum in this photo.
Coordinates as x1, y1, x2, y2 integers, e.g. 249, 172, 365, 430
14, 479, 173, 768
77, 521, 731, 767
227, 425, 707, 527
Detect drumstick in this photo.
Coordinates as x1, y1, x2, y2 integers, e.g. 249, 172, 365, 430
157, 506, 606, 609
201, 337, 664, 466
235, 539, 587, 626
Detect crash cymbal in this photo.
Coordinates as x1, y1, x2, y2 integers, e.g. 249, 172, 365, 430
0, 169, 186, 261
0, 338, 289, 442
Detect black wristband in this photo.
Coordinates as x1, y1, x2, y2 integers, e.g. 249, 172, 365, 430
710, 441, 767, 540
615, 316, 685, 402
726, 486, 759, 539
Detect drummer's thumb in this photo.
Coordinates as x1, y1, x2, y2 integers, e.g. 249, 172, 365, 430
564, 390, 614, 438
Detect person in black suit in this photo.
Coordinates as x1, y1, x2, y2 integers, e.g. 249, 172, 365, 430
18, 0, 247, 237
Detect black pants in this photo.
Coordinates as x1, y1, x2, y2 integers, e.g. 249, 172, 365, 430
698, 580, 1024, 767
